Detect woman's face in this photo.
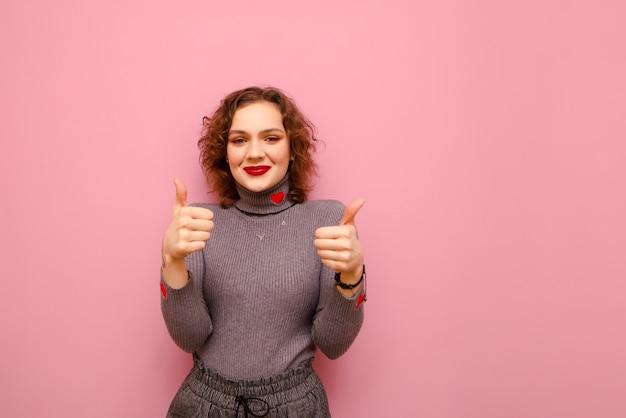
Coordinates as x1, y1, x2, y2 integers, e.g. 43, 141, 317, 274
227, 101, 291, 193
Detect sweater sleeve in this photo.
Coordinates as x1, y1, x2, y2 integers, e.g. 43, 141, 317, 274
160, 248, 213, 353
311, 200, 365, 359
312, 266, 365, 359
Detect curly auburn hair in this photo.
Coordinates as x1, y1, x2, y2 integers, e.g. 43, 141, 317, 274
198, 86, 320, 208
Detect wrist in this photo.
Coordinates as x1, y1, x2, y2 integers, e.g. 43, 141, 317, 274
334, 265, 364, 288
335, 265, 365, 295
334, 265, 367, 307
161, 254, 189, 289
335, 264, 367, 310
161, 250, 184, 269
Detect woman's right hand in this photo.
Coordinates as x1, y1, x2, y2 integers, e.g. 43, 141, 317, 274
161, 178, 214, 288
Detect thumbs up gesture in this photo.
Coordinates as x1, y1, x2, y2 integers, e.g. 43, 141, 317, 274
314, 199, 365, 285
162, 178, 214, 267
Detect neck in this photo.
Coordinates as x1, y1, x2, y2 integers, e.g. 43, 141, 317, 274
234, 175, 294, 215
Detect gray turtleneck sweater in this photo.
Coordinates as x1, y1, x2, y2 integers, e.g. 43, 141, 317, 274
160, 176, 364, 380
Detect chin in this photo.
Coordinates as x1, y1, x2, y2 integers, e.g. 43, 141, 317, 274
239, 180, 272, 193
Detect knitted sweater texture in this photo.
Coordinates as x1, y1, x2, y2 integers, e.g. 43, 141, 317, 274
161, 176, 364, 380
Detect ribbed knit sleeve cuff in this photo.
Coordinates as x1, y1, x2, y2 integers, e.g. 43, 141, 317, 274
330, 284, 366, 312
160, 270, 213, 353
160, 271, 197, 303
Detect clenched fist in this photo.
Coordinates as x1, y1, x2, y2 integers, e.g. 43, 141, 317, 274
314, 199, 365, 295
161, 178, 214, 288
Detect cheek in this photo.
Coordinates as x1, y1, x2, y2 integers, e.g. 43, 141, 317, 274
275, 143, 291, 163
226, 147, 241, 165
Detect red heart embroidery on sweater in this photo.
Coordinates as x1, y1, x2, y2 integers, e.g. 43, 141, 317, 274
356, 294, 366, 310
271, 191, 285, 204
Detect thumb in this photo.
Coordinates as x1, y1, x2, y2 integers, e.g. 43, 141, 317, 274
173, 178, 187, 209
339, 198, 365, 226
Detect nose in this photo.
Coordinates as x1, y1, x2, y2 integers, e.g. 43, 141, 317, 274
247, 139, 265, 159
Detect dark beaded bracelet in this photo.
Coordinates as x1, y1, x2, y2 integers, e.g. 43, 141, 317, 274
334, 265, 366, 290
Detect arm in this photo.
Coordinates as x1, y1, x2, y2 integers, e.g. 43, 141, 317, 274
312, 199, 366, 359
160, 178, 215, 352
160, 249, 213, 353
312, 265, 365, 359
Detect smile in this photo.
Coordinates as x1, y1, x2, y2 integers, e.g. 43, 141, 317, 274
243, 166, 271, 176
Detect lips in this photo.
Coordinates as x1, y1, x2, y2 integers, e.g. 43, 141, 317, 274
243, 165, 271, 176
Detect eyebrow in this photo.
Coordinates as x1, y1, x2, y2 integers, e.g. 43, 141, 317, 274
228, 128, 285, 137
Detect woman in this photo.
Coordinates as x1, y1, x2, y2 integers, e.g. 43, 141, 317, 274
160, 86, 366, 417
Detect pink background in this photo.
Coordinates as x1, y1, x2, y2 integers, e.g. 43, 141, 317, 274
1, 1, 625, 417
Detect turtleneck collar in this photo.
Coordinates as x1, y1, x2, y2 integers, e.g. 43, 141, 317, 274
234, 174, 295, 215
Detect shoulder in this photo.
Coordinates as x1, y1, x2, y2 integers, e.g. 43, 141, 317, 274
298, 199, 345, 225
301, 199, 345, 212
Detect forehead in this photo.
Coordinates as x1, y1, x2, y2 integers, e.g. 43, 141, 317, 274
230, 101, 283, 130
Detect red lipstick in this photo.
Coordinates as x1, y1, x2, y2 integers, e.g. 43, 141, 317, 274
243, 165, 270, 176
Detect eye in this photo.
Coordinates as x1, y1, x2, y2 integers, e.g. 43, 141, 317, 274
265, 136, 280, 142
229, 137, 245, 144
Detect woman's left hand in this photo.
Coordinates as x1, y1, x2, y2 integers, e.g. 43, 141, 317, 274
314, 199, 365, 282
